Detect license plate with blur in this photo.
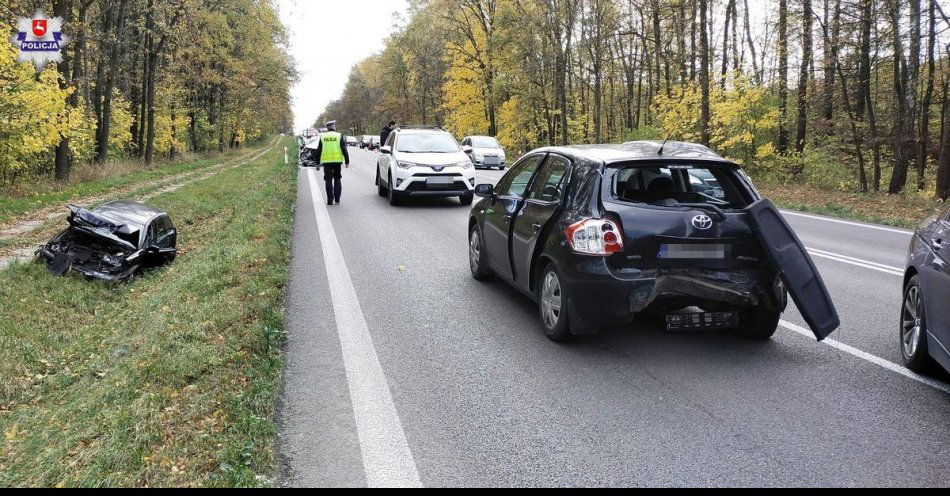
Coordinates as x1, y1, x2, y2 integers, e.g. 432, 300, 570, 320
658, 243, 728, 259
666, 311, 738, 331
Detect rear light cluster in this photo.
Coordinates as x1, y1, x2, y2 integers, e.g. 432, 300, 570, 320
565, 219, 624, 255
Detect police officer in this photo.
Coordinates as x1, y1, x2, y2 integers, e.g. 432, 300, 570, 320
313, 120, 350, 205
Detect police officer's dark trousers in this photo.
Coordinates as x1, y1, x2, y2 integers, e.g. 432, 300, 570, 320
323, 163, 342, 203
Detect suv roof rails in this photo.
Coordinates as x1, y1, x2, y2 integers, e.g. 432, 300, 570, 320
396, 125, 446, 131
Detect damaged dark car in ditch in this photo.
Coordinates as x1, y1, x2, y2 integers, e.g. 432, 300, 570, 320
467, 141, 840, 342
37, 201, 178, 282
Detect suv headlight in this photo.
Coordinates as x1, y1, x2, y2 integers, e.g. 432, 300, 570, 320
397, 161, 417, 169
454, 160, 473, 169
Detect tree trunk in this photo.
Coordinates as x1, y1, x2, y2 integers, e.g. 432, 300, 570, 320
917, 0, 936, 190
53, 0, 73, 182
855, 0, 872, 119
720, 0, 734, 88
742, 0, 760, 84
699, 0, 711, 147
794, 0, 813, 155
888, 0, 920, 194
936, 82, 950, 200
777, 0, 789, 154
94, 0, 130, 164
821, 0, 840, 121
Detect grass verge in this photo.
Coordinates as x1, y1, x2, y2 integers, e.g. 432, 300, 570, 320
0, 140, 272, 226
0, 136, 295, 487
757, 180, 945, 230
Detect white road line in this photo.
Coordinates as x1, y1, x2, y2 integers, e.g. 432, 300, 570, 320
781, 210, 913, 236
306, 169, 422, 488
806, 247, 904, 276
780, 320, 950, 395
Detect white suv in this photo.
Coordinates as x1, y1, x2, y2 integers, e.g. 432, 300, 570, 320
376, 127, 476, 205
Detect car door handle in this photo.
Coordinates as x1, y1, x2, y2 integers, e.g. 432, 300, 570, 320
934, 238, 943, 250
531, 223, 542, 232
503, 214, 513, 221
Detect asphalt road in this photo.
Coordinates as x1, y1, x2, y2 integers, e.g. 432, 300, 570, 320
277, 148, 950, 487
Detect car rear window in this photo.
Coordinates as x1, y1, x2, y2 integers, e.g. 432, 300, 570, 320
612, 163, 749, 208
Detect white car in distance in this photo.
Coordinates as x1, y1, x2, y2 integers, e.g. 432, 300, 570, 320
376, 127, 476, 206
461, 135, 507, 170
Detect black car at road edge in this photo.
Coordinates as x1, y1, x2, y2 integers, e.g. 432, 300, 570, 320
901, 205, 950, 373
468, 141, 840, 342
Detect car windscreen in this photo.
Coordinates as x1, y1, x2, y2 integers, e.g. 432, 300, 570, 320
471, 137, 500, 148
612, 163, 749, 208
396, 133, 460, 153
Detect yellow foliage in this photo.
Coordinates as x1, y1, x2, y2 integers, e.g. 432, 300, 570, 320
108, 94, 133, 157
0, 25, 71, 176
152, 86, 190, 156
64, 100, 97, 163
442, 57, 486, 137
496, 97, 533, 151
654, 74, 778, 167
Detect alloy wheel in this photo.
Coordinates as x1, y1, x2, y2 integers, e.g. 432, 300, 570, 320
541, 271, 562, 330
469, 231, 481, 273
901, 284, 923, 358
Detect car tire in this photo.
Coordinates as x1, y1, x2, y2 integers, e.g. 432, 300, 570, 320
387, 173, 401, 206
538, 263, 574, 342
737, 305, 780, 340
460, 193, 474, 206
468, 225, 493, 281
900, 275, 933, 372
376, 168, 387, 196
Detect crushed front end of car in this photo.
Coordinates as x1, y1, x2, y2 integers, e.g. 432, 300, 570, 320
36, 206, 142, 282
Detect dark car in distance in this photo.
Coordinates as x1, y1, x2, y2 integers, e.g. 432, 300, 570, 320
37, 201, 178, 282
900, 205, 950, 373
467, 141, 840, 342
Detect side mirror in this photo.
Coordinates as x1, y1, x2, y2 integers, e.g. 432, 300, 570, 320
462, 145, 473, 154
380, 146, 392, 154
474, 184, 494, 198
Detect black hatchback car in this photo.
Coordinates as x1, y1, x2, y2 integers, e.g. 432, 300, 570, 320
467, 141, 839, 342
900, 205, 950, 373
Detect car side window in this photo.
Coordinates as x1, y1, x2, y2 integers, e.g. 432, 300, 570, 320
527, 155, 570, 202
386, 132, 396, 148
496, 155, 543, 198
145, 220, 160, 247
155, 217, 176, 248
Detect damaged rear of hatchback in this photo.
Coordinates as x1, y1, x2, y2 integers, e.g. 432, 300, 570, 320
37, 201, 177, 283
467, 141, 840, 343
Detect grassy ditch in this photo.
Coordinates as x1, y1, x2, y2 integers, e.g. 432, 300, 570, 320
0, 136, 295, 487
757, 180, 944, 230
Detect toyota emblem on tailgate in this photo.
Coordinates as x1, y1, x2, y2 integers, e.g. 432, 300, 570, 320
691, 214, 713, 230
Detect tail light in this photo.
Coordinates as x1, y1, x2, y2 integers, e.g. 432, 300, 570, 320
565, 218, 623, 255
